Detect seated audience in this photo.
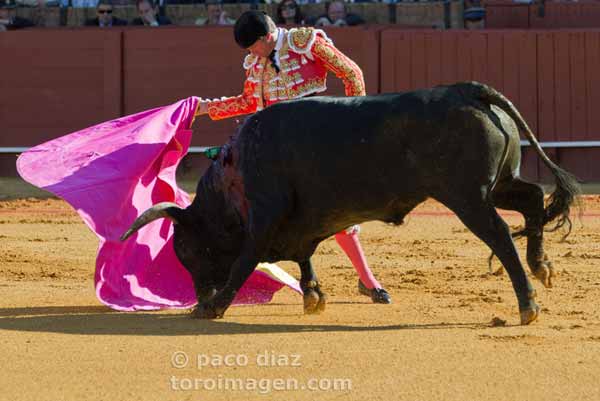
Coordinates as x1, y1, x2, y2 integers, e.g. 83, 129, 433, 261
131, 0, 171, 26
464, 7, 485, 29
0, 3, 34, 31
195, 0, 234, 26
85, 0, 127, 27
312, 0, 364, 27
276, 0, 304, 26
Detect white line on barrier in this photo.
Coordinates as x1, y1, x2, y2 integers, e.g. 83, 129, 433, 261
519, 140, 600, 148
0, 146, 215, 154
2, 141, 600, 154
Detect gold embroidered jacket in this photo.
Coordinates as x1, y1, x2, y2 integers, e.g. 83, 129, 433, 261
206, 27, 366, 120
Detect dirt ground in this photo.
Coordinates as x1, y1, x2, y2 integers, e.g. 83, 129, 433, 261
1, 195, 599, 400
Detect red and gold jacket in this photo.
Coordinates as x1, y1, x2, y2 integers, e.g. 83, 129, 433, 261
205, 27, 365, 120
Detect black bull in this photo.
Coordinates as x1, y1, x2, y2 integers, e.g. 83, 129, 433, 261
121, 82, 580, 324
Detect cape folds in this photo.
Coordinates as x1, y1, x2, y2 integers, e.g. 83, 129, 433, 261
17, 97, 301, 311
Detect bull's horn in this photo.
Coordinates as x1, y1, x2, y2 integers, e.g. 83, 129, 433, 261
120, 202, 183, 242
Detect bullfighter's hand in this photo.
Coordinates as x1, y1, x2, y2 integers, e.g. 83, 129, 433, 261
195, 100, 209, 117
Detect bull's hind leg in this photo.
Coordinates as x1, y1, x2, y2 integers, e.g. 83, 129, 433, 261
492, 178, 554, 288
441, 193, 540, 325
299, 259, 327, 314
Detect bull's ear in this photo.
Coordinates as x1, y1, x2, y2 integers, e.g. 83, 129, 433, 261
120, 202, 184, 241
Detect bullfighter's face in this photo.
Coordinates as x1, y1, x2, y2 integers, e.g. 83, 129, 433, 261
246, 32, 276, 58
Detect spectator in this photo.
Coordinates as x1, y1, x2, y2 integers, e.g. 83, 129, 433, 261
131, 0, 171, 26
85, 0, 127, 27
464, 7, 485, 30
312, 0, 364, 27
0, 3, 34, 31
276, 0, 304, 26
195, 0, 234, 26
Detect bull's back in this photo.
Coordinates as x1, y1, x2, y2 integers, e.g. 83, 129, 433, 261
233, 84, 512, 242
240, 87, 465, 191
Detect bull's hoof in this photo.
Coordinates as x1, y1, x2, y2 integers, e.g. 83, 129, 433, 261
520, 305, 541, 325
303, 289, 326, 314
532, 262, 555, 288
196, 287, 218, 303
358, 280, 392, 304
530, 254, 555, 288
190, 303, 223, 319
316, 292, 328, 312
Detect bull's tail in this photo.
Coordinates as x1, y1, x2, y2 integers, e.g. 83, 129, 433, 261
120, 202, 186, 241
459, 81, 581, 235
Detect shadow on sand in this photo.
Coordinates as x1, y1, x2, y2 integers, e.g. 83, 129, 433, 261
0, 304, 490, 336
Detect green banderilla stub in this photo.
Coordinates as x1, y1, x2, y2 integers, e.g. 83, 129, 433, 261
204, 146, 221, 160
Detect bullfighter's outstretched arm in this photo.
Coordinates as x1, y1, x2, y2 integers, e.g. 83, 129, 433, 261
203, 75, 259, 120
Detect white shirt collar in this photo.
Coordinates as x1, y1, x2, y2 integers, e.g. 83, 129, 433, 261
274, 27, 286, 52
272, 28, 287, 70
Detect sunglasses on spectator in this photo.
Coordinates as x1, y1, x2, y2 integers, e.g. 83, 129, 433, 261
98, 9, 113, 14
282, 4, 296, 10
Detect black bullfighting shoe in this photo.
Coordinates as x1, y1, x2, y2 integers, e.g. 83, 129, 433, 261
358, 280, 392, 304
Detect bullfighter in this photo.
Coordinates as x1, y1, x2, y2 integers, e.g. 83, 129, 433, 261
194, 11, 391, 304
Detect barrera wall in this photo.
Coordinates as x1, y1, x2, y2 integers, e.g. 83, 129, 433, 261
2, 26, 600, 181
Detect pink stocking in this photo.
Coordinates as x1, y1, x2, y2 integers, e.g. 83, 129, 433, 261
334, 228, 381, 290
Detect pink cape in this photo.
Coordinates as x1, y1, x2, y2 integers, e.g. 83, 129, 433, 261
16, 96, 301, 311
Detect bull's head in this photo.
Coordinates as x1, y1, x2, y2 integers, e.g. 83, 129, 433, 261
120, 199, 244, 303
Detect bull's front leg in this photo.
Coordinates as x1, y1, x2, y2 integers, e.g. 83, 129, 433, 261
191, 242, 260, 319
299, 259, 327, 314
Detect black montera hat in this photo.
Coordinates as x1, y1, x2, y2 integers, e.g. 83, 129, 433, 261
234, 11, 270, 49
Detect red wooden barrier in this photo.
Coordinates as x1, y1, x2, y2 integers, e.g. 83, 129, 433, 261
380, 27, 600, 182
320, 26, 382, 96
0, 26, 380, 150
381, 29, 539, 180
1, 29, 122, 147
2, 27, 600, 181
122, 26, 246, 151
535, 30, 600, 181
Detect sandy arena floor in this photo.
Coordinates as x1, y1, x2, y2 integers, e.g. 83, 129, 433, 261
1, 196, 599, 400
